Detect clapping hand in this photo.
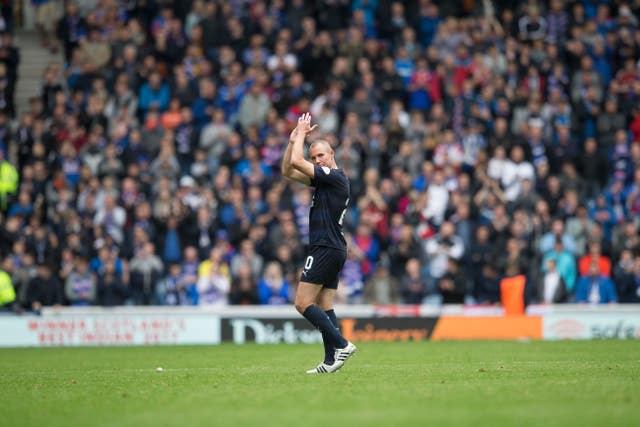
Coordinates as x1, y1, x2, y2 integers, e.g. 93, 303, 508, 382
292, 112, 318, 142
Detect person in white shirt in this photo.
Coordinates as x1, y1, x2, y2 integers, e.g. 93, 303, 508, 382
433, 130, 464, 167
425, 221, 465, 285
487, 145, 508, 181
267, 41, 298, 73
422, 170, 449, 225
93, 194, 126, 245
539, 258, 568, 303
501, 145, 535, 201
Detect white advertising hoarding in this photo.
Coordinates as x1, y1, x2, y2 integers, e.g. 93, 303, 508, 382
543, 312, 640, 340
0, 315, 220, 347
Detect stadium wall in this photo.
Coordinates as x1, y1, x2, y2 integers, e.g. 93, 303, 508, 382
0, 305, 639, 347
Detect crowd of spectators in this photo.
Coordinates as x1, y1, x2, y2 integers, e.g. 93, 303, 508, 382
1, 0, 640, 313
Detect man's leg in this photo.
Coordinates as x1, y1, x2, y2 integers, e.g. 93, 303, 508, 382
295, 282, 348, 349
317, 288, 340, 364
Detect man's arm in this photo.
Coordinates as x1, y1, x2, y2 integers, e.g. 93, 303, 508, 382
281, 137, 311, 185
289, 130, 315, 178
290, 113, 316, 177
281, 113, 317, 185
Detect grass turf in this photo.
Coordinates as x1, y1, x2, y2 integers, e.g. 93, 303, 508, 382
1, 340, 638, 427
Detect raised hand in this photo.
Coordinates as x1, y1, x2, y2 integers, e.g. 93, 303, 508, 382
297, 112, 318, 137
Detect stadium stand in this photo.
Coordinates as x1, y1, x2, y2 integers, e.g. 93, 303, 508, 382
0, 0, 639, 312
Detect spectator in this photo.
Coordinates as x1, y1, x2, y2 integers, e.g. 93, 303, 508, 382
437, 258, 466, 304
230, 239, 264, 281
158, 216, 182, 264
0, 33, 19, 109
539, 218, 577, 255
575, 262, 618, 304
0, 147, 18, 212
519, 4, 547, 42
612, 249, 639, 304
156, 263, 188, 306
424, 221, 464, 287
538, 258, 569, 304
197, 251, 230, 306
258, 261, 289, 305
541, 237, 577, 293
94, 194, 126, 245
198, 246, 230, 280
238, 82, 272, 132
400, 258, 430, 304
8, 190, 33, 218
138, 71, 170, 117
33, 0, 60, 54
79, 27, 111, 71
421, 169, 449, 226
10, 243, 34, 305
388, 223, 423, 281
229, 261, 258, 305
578, 138, 608, 198
25, 262, 63, 312
357, 168, 389, 239
0, 257, 15, 309
96, 261, 128, 306
578, 242, 611, 278
613, 221, 639, 260
565, 204, 594, 257
363, 256, 397, 304
65, 252, 96, 306
338, 240, 366, 304
502, 145, 535, 202
200, 108, 231, 170
129, 242, 163, 305
179, 246, 200, 305
349, 223, 380, 280
624, 169, 640, 219
56, 2, 87, 63
589, 193, 617, 240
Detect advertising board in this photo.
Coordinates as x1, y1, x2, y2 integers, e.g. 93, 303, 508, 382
220, 317, 438, 344
431, 316, 543, 340
0, 315, 220, 347
1, 305, 638, 347
543, 312, 640, 340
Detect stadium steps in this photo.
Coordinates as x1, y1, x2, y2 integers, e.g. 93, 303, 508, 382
13, 29, 64, 117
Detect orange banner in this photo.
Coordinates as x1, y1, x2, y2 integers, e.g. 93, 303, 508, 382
431, 316, 542, 340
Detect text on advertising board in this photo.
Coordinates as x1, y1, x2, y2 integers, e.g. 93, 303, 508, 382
221, 317, 437, 344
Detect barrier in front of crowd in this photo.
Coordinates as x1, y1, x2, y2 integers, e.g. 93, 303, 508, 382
0, 304, 638, 347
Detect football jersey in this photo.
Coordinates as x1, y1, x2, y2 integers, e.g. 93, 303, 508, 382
308, 165, 350, 251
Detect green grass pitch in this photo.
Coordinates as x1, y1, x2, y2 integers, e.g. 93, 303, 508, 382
2, 340, 638, 427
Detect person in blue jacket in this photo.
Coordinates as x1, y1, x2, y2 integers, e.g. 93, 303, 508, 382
138, 71, 170, 118
257, 261, 290, 305
575, 262, 618, 304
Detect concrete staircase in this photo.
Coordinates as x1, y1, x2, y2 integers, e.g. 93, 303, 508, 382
13, 29, 64, 117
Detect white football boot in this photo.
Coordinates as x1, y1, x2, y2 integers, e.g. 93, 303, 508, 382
332, 341, 357, 369
306, 362, 341, 374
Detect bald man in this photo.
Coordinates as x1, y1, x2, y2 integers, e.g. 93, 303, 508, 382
281, 113, 356, 374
